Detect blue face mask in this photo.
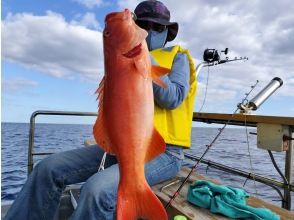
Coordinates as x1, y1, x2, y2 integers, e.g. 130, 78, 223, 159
146, 29, 168, 51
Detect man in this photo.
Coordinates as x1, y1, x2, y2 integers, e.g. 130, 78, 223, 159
5, 1, 197, 219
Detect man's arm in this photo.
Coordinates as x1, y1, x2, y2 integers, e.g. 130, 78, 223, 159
152, 53, 190, 109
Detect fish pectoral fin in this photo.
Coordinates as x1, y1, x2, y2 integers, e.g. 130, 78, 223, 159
151, 65, 170, 88
145, 128, 166, 162
152, 77, 167, 88
151, 65, 170, 77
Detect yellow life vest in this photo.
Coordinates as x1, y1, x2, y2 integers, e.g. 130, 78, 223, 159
151, 45, 197, 148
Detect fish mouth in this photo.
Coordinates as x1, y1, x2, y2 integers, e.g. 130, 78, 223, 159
123, 43, 142, 58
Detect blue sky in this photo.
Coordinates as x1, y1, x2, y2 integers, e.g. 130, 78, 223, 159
2, 0, 294, 125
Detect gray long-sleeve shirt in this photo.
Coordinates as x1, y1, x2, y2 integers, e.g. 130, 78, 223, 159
151, 52, 190, 109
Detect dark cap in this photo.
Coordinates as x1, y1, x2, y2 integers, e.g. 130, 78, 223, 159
134, 0, 178, 42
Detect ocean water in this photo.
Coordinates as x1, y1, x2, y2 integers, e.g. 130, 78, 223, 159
1, 122, 293, 210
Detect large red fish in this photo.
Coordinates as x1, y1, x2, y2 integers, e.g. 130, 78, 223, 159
93, 9, 169, 220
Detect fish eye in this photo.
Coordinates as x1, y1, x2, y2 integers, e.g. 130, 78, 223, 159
103, 30, 110, 37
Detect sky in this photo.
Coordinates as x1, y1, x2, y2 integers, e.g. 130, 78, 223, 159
1, 0, 294, 125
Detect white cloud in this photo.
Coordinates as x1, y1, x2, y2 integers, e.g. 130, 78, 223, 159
158, 0, 294, 108
112, 0, 294, 115
71, 12, 102, 30
2, 11, 104, 80
113, 0, 293, 114
2, 0, 294, 115
2, 77, 38, 93
73, 0, 105, 9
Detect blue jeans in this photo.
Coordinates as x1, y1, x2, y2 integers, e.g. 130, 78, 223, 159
5, 144, 183, 220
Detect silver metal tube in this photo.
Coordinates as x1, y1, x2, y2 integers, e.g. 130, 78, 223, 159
195, 62, 209, 77
28, 113, 36, 175
248, 77, 283, 110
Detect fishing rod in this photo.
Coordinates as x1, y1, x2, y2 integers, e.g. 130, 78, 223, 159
164, 79, 259, 209
165, 46, 285, 209
165, 47, 250, 209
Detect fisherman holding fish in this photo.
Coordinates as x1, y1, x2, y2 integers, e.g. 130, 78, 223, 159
5, 1, 197, 220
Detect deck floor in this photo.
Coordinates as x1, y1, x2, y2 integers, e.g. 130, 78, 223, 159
152, 167, 294, 220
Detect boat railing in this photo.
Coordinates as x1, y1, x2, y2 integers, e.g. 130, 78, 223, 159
28, 110, 98, 174
193, 112, 294, 210
27, 110, 294, 210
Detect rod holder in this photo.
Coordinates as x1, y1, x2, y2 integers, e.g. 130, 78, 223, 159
248, 77, 283, 110
239, 77, 283, 113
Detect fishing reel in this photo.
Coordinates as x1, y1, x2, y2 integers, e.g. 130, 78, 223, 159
203, 48, 248, 65
203, 48, 222, 62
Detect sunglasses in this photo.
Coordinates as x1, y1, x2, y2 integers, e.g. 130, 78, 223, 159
136, 20, 167, 33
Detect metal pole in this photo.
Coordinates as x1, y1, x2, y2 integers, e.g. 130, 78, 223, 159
28, 112, 37, 175
184, 153, 294, 192
27, 110, 98, 175
195, 62, 208, 77
284, 126, 293, 210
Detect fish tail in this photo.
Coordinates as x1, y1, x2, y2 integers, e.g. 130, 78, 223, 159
117, 180, 167, 220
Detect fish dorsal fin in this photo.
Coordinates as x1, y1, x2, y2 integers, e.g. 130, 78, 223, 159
151, 65, 170, 88
145, 128, 166, 162
93, 77, 116, 155
95, 77, 105, 100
